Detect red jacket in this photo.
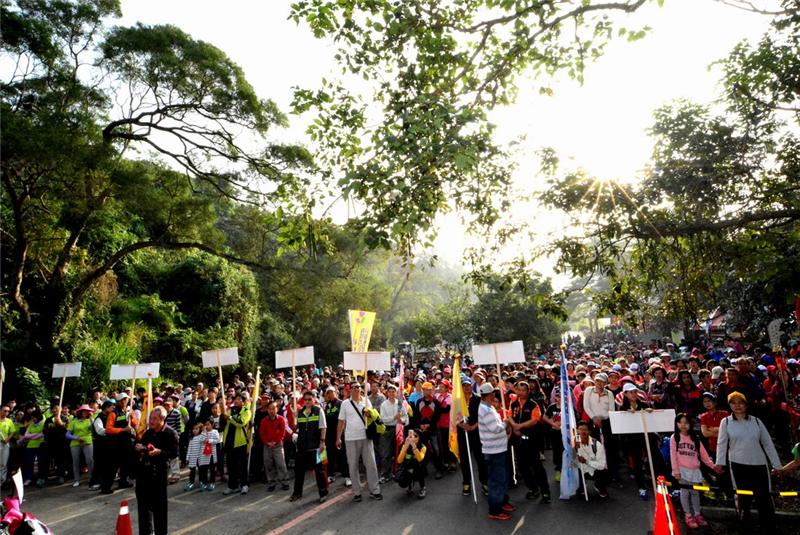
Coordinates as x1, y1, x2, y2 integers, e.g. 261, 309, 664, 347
259, 414, 287, 445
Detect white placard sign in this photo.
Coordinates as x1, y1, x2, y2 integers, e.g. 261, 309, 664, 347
275, 346, 315, 369
471, 341, 526, 365
110, 363, 160, 380
343, 351, 391, 371
201, 347, 239, 368
52, 362, 82, 378
609, 409, 676, 434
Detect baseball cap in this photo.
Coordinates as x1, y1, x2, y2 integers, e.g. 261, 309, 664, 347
622, 383, 638, 393
479, 383, 494, 395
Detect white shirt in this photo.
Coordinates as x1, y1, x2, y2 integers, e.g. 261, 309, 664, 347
379, 398, 408, 426
338, 397, 372, 442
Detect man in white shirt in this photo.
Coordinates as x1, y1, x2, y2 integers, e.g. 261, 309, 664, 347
575, 420, 609, 498
477, 383, 514, 520
336, 381, 382, 502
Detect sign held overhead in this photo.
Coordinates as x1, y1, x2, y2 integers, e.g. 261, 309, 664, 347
275, 346, 315, 369
110, 363, 160, 380
52, 362, 82, 378
201, 347, 239, 368
471, 341, 526, 365
343, 351, 391, 371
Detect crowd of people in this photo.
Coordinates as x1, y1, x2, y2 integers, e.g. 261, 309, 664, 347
1, 337, 799, 534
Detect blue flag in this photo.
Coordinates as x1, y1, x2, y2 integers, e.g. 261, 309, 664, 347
559, 350, 580, 500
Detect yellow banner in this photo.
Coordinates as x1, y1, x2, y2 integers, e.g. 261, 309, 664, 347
449, 356, 469, 461
136, 380, 152, 440
349, 310, 376, 352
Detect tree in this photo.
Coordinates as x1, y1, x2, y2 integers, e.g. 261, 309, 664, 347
1, 0, 313, 369
290, 0, 655, 252
537, 3, 800, 339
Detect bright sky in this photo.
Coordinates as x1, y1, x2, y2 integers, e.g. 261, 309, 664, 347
117, 0, 775, 287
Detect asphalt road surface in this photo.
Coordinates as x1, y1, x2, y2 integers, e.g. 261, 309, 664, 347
17, 454, 795, 535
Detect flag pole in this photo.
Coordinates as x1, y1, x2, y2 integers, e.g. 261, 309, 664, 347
573, 428, 589, 501
292, 350, 298, 415
463, 417, 478, 504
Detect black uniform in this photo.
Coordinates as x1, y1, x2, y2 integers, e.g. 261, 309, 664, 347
293, 405, 327, 498
510, 397, 550, 498
135, 424, 179, 535
323, 399, 348, 477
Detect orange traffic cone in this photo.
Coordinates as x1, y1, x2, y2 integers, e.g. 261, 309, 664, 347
116, 499, 133, 535
653, 477, 681, 535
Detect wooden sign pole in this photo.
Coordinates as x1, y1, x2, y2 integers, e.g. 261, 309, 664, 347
216, 350, 226, 407
57, 375, 66, 415
640, 411, 658, 497
292, 349, 298, 414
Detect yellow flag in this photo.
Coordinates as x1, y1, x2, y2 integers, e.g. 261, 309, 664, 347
349, 310, 376, 379
247, 367, 261, 454
449, 356, 469, 461
136, 379, 152, 439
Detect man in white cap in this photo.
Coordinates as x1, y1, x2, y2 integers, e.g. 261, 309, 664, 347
582, 373, 618, 477
478, 383, 514, 520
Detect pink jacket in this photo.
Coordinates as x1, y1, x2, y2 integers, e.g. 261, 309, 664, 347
670, 433, 714, 478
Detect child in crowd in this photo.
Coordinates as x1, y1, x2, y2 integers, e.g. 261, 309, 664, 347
670, 413, 722, 529
184, 423, 204, 491
198, 419, 220, 491
396, 428, 427, 499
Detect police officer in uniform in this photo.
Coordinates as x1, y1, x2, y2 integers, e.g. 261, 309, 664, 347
323, 387, 349, 485
103, 393, 137, 493
88, 400, 114, 490
509, 381, 551, 503
289, 390, 328, 503
135, 405, 179, 535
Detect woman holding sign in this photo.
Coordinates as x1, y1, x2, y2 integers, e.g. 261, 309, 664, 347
619, 383, 667, 501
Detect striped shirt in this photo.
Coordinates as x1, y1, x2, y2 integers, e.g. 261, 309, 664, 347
478, 401, 507, 454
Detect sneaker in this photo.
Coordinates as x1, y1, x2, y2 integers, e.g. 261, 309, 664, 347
379, 476, 387, 484
525, 490, 539, 500
223, 487, 240, 495
266, 484, 276, 492
57, 477, 65, 485
488, 512, 512, 521
183, 483, 195, 491
406, 487, 415, 496
639, 488, 649, 501
685, 514, 698, 529
345, 478, 353, 488
207, 484, 216, 491
352, 494, 362, 502
319, 494, 327, 503
240, 485, 249, 495
501, 503, 516, 513
280, 483, 290, 491
434, 471, 443, 480
417, 487, 426, 499
481, 484, 489, 496
597, 489, 609, 498
540, 494, 551, 504
289, 494, 302, 502
694, 514, 708, 527
462, 484, 471, 496
369, 492, 383, 501
23, 480, 32, 487
554, 470, 561, 482
72, 481, 80, 488
88, 484, 101, 491
328, 476, 335, 484
36, 479, 45, 488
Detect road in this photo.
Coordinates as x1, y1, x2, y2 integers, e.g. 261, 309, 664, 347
18, 454, 794, 535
